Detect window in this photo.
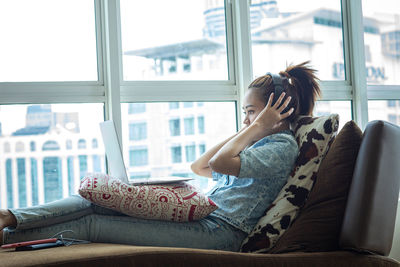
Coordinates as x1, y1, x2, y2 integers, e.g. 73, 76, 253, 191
314, 101, 352, 130
43, 156, 62, 203
197, 116, 205, 134
120, 0, 228, 80
369, 101, 400, 126
169, 102, 179, 109
129, 147, 148, 167
0, 0, 97, 82
199, 144, 206, 155
388, 100, 397, 107
184, 118, 195, 135
362, 1, 400, 137
171, 146, 182, 163
17, 158, 26, 208
4, 142, 10, 153
169, 119, 181, 136
128, 103, 146, 114
183, 102, 194, 108
79, 155, 88, 179
67, 156, 75, 197
6, 159, 13, 208
129, 122, 147, 141
92, 138, 98, 149
185, 145, 196, 162
78, 139, 87, 149
66, 140, 72, 150
92, 155, 101, 172
43, 141, 60, 151
250, 0, 343, 80
30, 141, 36, 152
0, 104, 105, 208
363, 0, 400, 85
388, 114, 397, 124
16, 142, 24, 152
31, 158, 38, 206
2, 2, 385, 206
365, 45, 372, 62
121, 102, 236, 192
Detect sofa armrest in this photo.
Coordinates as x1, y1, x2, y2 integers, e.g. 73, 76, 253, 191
339, 121, 400, 255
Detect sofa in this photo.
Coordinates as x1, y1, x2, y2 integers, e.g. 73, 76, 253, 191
1, 120, 400, 267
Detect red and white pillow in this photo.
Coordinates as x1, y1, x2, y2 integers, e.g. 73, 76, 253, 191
240, 114, 339, 253
79, 173, 218, 222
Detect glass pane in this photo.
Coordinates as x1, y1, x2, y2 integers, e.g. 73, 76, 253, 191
0, 104, 105, 209
368, 100, 400, 126
250, 0, 343, 80
314, 101, 352, 130
0, 0, 97, 82
121, 102, 237, 192
120, 0, 228, 80
362, 0, 400, 85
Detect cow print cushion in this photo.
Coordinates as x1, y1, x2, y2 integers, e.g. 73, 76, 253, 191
79, 173, 218, 222
240, 114, 339, 253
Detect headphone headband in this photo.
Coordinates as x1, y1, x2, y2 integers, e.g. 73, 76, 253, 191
266, 72, 285, 105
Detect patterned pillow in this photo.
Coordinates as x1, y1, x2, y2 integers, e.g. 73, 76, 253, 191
79, 173, 218, 222
240, 114, 339, 253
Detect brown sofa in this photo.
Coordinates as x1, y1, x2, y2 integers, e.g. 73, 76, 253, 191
1, 120, 400, 267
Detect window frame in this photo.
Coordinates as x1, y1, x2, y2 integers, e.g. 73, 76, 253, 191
1, 0, 400, 209
1, 0, 387, 131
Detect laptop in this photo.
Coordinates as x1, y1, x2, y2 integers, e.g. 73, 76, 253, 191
99, 120, 193, 185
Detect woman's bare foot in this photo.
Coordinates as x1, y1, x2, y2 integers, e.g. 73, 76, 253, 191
0, 209, 16, 231
0, 209, 16, 245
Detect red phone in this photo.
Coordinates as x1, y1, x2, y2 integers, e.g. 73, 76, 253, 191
1, 238, 58, 249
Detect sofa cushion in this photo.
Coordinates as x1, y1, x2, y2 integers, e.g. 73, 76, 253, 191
79, 173, 218, 222
240, 114, 339, 253
0, 243, 398, 267
269, 120, 362, 253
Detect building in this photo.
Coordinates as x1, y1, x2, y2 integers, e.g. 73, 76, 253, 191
0, 105, 105, 209
124, 5, 400, 124
0, 101, 237, 209
121, 101, 236, 192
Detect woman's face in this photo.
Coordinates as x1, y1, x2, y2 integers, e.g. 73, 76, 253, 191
242, 88, 267, 127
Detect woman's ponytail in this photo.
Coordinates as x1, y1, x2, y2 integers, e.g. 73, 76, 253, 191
280, 61, 321, 117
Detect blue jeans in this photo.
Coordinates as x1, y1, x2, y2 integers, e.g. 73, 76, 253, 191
3, 195, 247, 251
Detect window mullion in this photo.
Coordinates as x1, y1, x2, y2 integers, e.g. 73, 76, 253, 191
342, 0, 369, 129
225, 0, 236, 86
100, 0, 123, 142
231, 0, 252, 130
367, 85, 400, 100
320, 81, 352, 100
94, 0, 105, 86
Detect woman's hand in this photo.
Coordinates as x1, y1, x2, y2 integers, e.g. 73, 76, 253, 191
191, 124, 250, 178
205, 92, 294, 177
250, 92, 294, 140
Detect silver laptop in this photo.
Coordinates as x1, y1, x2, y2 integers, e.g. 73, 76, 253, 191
99, 120, 193, 185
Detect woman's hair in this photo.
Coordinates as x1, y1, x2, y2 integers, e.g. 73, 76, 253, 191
248, 61, 321, 122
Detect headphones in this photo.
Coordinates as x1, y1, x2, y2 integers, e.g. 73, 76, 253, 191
266, 72, 290, 112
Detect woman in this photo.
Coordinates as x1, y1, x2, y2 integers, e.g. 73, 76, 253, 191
0, 62, 320, 252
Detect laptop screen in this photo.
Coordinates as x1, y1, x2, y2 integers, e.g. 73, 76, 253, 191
99, 120, 129, 183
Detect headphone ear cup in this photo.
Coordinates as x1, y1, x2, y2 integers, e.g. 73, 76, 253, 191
266, 72, 291, 113
272, 91, 280, 106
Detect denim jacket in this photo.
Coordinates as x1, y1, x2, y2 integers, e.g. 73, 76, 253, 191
207, 130, 298, 234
